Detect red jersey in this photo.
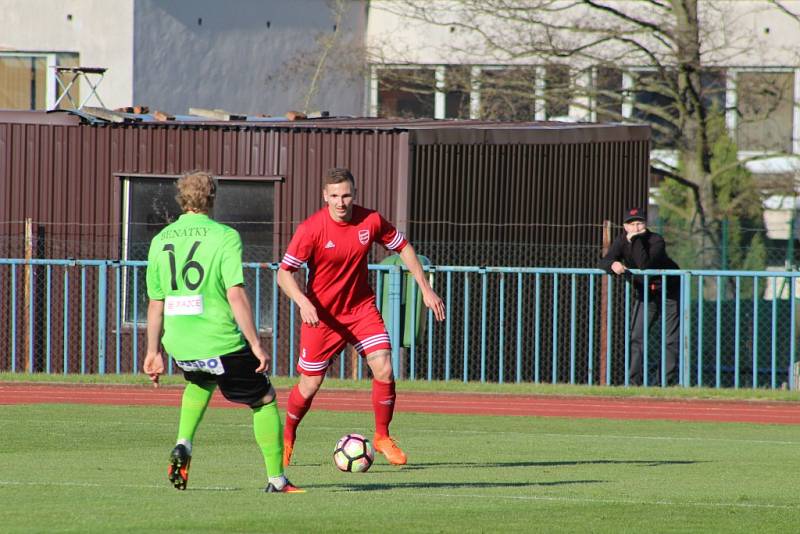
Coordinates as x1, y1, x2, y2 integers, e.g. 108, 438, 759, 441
280, 205, 408, 316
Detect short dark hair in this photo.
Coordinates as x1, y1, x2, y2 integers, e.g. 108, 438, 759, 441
324, 167, 355, 188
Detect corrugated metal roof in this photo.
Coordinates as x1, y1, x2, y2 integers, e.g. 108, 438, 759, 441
0, 109, 597, 128
0, 110, 649, 146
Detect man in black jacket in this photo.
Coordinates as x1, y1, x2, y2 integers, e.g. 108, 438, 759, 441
599, 207, 680, 386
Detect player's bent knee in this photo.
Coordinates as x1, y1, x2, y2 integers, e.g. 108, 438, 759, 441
250, 386, 276, 409
366, 350, 394, 381
373, 368, 394, 382
298, 373, 325, 398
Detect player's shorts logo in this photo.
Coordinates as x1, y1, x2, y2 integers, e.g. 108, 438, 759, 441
174, 356, 225, 375
358, 229, 370, 245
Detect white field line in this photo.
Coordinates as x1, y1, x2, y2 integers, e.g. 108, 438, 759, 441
456, 430, 800, 446
1, 418, 798, 446
421, 492, 799, 510
0, 480, 239, 491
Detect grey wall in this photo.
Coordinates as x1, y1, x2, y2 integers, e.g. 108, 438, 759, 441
133, 0, 366, 116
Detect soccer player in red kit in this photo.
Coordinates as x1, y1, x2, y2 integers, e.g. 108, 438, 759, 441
277, 167, 446, 466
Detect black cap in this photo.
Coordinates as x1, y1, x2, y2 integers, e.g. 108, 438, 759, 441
623, 207, 646, 223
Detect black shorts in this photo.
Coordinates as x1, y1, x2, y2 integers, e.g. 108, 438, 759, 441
178, 346, 272, 407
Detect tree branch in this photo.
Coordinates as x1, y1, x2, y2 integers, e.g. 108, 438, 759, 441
581, 0, 670, 36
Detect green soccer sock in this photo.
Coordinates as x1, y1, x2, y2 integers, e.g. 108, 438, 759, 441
176, 382, 216, 447
253, 400, 284, 478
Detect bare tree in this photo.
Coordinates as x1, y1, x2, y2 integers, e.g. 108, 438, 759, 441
266, 0, 368, 114
371, 0, 800, 266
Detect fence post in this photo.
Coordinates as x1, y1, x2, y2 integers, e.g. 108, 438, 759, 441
599, 220, 612, 385
388, 265, 402, 378
97, 262, 107, 374
682, 272, 692, 387
23, 218, 32, 372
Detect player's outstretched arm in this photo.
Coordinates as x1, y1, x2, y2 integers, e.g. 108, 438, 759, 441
144, 299, 166, 387
398, 244, 446, 322
277, 268, 320, 326
227, 284, 270, 372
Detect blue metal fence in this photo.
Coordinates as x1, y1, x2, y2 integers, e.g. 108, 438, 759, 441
1, 258, 798, 389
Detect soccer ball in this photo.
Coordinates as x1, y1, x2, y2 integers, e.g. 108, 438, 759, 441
333, 433, 374, 473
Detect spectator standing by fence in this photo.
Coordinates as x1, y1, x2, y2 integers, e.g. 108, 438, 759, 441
599, 207, 680, 386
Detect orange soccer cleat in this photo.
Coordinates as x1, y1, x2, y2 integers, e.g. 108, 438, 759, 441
282, 438, 294, 467
373, 434, 407, 465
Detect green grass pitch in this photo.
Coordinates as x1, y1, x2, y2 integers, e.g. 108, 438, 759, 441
1, 403, 798, 533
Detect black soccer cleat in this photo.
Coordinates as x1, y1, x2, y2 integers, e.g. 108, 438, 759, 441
264, 479, 306, 494
168, 444, 191, 490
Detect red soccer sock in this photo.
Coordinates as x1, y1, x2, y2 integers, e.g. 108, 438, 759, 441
372, 378, 396, 438
284, 384, 314, 443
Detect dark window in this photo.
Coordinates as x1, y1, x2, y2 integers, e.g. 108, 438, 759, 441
444, 65, 471, 119
479, 67, 537, 121
700, 69, 727, 113
595, 67, 623, 122
736, 71, 794, 153
632, 71, 680, 149
377, 68, 435, 118
124, 177, 275, 327
545, 64, 571, 118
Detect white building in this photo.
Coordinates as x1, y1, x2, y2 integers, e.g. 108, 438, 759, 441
0, 0, 367, 115
364, 1, 800, 244
366, 0, 800, 160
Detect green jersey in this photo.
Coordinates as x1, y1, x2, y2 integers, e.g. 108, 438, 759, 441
146, 213, 246, 360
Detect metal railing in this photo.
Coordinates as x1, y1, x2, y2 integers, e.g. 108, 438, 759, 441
1, 258, 799, 389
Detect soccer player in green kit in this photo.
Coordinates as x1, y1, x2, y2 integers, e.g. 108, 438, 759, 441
143, 171, 303, 493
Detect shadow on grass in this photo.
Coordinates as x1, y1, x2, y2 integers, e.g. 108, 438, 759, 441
320, 479, 606, 492
400, 459, 703, 470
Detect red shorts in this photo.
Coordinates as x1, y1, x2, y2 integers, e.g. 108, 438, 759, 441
297, 301, 391, 376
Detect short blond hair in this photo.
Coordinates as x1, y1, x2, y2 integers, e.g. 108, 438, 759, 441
176, 171, 216, 212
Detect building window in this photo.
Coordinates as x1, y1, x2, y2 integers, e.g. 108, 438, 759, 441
700, 69, 727, 113
121, 175, 276, 327
0, 52, 79, 110
444, 65, 471, 119
544, 64, 572, 119
736, 71, 794, 153
631, 71, 680, 149
594, 67, 623, 122
377, 68, 436, 118
479, 67, 537, 121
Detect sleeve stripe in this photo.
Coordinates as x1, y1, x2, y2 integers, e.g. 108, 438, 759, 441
281, 253, 304, 268
386, 232, 406, 250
